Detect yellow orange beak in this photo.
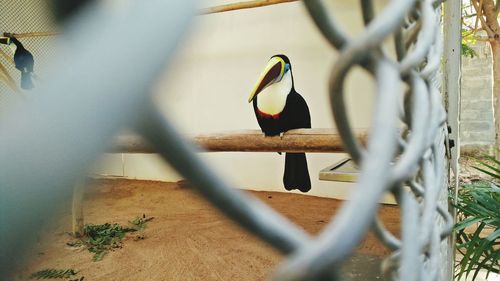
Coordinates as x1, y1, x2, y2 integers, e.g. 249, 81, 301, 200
248, 56, 285, 103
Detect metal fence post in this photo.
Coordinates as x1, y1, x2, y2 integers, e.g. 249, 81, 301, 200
443, 1, 462, 280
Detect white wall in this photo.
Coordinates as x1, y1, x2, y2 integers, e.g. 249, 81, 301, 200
460, 31, 495, 153
93, 0, 395, 202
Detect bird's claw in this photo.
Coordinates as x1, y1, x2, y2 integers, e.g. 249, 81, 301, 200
279, 132, 284, 140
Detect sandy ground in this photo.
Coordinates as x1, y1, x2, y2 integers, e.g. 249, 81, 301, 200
458, 155, 495, 184
14, 179, 400, 281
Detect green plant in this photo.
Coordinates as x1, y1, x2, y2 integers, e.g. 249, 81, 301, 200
68, 215, 153, 261
454, 153, 500, 280
129, 216, 154, 231
29, 268, 79, 279
461, 42, 478, 58
461, 17, 478, 59
82, 223, 135, 261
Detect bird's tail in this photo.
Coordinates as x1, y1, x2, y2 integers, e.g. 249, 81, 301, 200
20, 71, 34, 90
283, 152, 311, 192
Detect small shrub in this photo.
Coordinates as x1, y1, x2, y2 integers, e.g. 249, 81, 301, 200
454, 152, 499, 280
29, 268, 79, 279
68, 215, 153, 261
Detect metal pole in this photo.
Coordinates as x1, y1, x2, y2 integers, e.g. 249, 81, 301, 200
443, 0, 462, 280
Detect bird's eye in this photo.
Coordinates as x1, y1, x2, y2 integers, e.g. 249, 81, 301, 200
284, 64, 290, 72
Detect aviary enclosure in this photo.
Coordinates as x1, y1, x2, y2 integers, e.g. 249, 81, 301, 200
0, 0, 461, 280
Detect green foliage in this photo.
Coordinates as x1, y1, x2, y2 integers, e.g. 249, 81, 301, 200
454, 152, 500, 280
82, 223, 135, 261
129, 216, 154, 231
461, 28, 478, 58
29, 268, 80, 279
68, 216, 153, 261
462, 43, 478, 58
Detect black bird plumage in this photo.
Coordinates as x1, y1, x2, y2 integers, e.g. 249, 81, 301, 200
249, 55, 311, 192
10, 37, 34, 90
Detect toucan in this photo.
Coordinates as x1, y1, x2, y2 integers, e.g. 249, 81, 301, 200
8, 36, 35, 90
248, 54, 311, 192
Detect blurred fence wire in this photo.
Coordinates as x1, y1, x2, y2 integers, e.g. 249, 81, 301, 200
0, 0, 456, 280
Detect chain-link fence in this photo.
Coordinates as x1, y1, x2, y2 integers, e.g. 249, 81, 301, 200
0, 0, 56, 104
0, 0, 458, 280
294, 0, 454, 280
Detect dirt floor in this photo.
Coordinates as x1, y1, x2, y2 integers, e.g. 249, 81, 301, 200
14, 179, 400, 281
458, 155, 494, 184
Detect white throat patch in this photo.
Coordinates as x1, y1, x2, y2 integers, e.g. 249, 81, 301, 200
8, 44, 17, 54
256, 70, 292, 115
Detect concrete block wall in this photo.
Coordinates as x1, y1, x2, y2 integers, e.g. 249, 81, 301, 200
460, 39, 496, 153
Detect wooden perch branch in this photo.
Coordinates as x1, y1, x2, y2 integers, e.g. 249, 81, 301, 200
0, 61, 20, 93
0, 48, 14, 64
199, 0, 299, 15
4, 0, 300, 41
111, 129, 368, 153
3, 32, 60, 39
